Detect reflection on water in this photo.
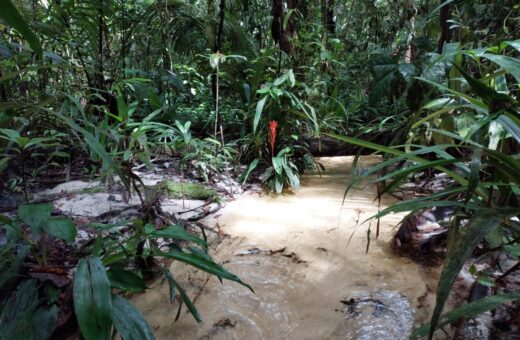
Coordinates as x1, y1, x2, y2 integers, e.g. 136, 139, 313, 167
132, 156, 437, 339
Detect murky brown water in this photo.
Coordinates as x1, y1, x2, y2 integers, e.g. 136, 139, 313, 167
133, 156, 438, 339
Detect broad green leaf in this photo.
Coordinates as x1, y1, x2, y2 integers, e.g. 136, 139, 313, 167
107, 269, 147, 292
33, 305, 58, 340
505, 39, 520, 53
0, 0, 43, 57
148, 225, 207, 247
273, 73, 288, 86
18, 203, 52, 238
272, 157, 284, 175
283, 163, 300, 190
0, 279, 39, 338
111, 295, 155, 340
497, 114, 520, 145
73, 257, 113, 340
0, 128, 21, 141
288, 69, 296, 87
275, 176, 283, 193
253, 96, 268, 133
45, 217, 77, 243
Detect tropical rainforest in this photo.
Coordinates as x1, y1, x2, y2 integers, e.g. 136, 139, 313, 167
0, 0, 519, 339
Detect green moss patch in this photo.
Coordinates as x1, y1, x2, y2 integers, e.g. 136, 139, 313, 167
164, 181, 217, 200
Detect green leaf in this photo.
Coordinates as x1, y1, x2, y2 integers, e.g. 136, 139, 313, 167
0, 0, 43, 57
412, 290, 520, 339
107, 269, 147, 292
0, 245, 29, 289
33, 305, 58, 340
0, 279, 39, 338
273, 73, 288, 86
158, 250, 253, 292
163, 269, 177, 303
288, 69, 296, 87
326, 133, 470, 189
148, 225, 207, 247
111, 295, 155, 340
481, 54, 520, 84
253, 96, 268, 133
18, 203, 52, 238
503, 245, 520, 256
164, 269, 201, 323
497, 114, 520, 145
0, 128, 21, 142
272, 157, 284, 175
428, 212, 508, 338
452, 63, 512, 109
45, 217, 77, 243
505, 39, 520, 53
239, 159, 259, 185
73, 257, 113, 340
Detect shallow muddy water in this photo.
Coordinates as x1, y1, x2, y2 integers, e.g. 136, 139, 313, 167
133, 156, 438, 339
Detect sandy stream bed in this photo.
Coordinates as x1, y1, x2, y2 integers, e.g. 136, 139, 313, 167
132, 156, 439, 339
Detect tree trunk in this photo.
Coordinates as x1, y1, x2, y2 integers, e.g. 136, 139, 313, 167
326, 0, 335, 34
211, 0, 225, 99
321, 0, 335, 34
437, 0, 452, 53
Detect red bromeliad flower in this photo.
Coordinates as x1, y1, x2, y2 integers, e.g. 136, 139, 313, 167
269, 120, 278, 155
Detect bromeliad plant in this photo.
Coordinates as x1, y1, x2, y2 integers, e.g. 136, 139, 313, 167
240, 69, 319, 193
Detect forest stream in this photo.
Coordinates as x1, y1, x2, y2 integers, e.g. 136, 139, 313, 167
132, 156, 439, 339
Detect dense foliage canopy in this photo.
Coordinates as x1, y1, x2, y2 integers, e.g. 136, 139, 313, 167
1, 0, 519, 339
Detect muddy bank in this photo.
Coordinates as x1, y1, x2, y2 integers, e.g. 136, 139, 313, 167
132, 156, 439, 339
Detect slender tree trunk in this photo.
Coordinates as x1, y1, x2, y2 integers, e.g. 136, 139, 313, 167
326, 0, 335, 34
404, 0, 417, 63
211, 0, 225, 99
97, 0, 105, 90
437, 0, 452, 53
215, 0, 225, 52
0, 70, 8, 101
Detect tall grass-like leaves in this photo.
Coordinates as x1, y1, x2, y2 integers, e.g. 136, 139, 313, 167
429, 212, 505, 338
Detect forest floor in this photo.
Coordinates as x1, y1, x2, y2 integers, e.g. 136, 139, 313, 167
7, 156, 505, 338
131, 156, 441, 339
